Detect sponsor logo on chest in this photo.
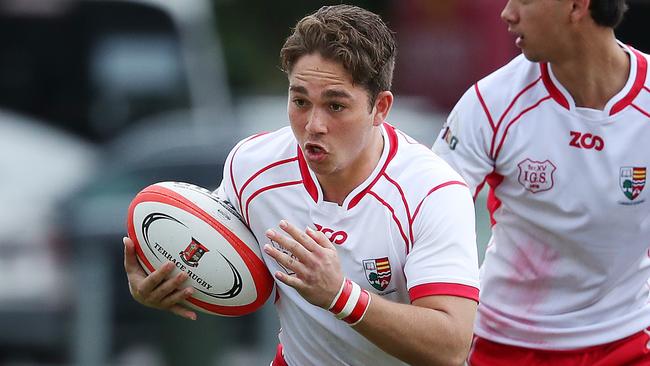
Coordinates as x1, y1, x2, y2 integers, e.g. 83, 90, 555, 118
569, 131, 605, 151
517, 158, 556, 193
314, 223, 348, 245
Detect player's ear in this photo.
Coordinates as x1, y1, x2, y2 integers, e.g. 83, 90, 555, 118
372, 91, 393, 127
569, 0, 590, 23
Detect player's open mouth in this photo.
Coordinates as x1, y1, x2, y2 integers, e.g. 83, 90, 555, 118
304, 143, 328, 162
513, 32, 524, 48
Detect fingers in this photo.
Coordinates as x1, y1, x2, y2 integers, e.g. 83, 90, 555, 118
266, 225, 312, 265
169, 304, 197, 321
148, 271, 190, 304
278, 220, 320, 253
305, 227, 336, 250
273, 270, 303, 288
123, 236, 197, 320
137, 262, 177, 296
264, 242, 307, 275
123, 237, 147, 276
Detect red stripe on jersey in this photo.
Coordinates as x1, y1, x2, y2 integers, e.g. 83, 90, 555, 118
244, 180, 302, 225
383, 172, 413, 243
409, 282, 479, 302
348, 123, 399, 210
474, 82, 496, 132
411, 181, 468, 230
632, 104, 650, 119
230, 132, 269, 211
395, 129, 423, 145
342, 289, 371, 324
486, 172, 504, 226
644, 86, 650, 93
237, 156, 298, 212
473, 175, 489, 201
494, 96, 552, 160
297, 146, 319, 203
490, 77, 542, 159
610, 47, 648, 115
330, 279, 353, 314
540, 63, 570, 110
272, 344, 288, 366
368, 190, 410, 253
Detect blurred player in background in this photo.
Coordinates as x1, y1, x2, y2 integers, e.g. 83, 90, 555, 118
125, 5, 480, 365
433, 0, 650, 364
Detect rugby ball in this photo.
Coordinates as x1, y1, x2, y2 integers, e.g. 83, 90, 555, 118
126, 181, 273, 316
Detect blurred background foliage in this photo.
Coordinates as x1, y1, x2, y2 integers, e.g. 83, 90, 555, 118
215, 0, 390, 95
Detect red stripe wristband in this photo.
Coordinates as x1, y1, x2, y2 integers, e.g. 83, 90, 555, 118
327, 278, 371, 326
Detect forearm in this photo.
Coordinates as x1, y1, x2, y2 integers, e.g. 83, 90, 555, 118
352, 294, 477, 366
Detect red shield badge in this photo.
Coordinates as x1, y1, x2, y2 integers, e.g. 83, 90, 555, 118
517, 159, 556, 193
180, 238, 209, 267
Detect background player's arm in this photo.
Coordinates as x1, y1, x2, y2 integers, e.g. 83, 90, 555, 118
433, 86, 496, 194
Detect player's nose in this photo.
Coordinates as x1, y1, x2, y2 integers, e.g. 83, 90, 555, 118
501, 0, 517, 25
305, 108, 327, 134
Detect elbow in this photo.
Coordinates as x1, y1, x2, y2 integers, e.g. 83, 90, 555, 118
413, 332, 473, 366
444, 330, 474, 366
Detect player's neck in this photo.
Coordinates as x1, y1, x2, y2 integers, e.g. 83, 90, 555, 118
550, 30, 629, 110
319, 130, 384, 206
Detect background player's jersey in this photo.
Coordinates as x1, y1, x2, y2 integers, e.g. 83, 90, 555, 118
217, 123, 479, 365
434, 44, 650, 349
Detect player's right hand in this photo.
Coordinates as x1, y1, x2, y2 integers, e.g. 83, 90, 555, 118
123, 236, 197, 320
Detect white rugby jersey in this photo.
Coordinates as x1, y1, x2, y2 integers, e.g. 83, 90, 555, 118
217, 123, 479, 365
434, 44, 650, 350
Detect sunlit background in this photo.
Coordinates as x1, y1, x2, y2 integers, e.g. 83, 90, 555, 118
0, 0, 647, 365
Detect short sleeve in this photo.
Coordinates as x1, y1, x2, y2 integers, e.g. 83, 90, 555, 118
213, 138, 249, 216
432, 85, 496, 197
405, 182, 480, 303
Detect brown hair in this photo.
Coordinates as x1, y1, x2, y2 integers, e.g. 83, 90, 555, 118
280, 5, 396, 108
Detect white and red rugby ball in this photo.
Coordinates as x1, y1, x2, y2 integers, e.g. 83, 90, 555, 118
126, 181, 273, 316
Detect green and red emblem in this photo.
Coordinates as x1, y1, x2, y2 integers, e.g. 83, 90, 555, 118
363, 257, 392, 291
620, 166, 646, 200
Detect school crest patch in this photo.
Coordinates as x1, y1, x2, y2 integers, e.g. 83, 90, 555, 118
363, 257, 391, 291
620, 166, 646, 201
517, 159, 556, 193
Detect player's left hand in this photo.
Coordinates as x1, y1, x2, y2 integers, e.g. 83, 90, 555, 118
263, 220, 344, 309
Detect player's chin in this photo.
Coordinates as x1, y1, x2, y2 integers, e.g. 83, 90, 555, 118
521, 49, 544, 63
305, 159, 332, 174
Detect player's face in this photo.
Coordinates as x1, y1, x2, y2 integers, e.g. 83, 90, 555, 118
287, 53, 390, 183
501, 0, 572, 62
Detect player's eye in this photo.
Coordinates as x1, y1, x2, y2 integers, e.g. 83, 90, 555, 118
293, 99, 308, 108
330, 103, 345, 112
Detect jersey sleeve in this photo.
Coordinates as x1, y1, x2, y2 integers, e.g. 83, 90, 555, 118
405, 182, 480, 303
213, 137, 249, 217
432, 85, 496, 197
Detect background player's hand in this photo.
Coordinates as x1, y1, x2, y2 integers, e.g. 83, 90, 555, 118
123, 236, 197, 320
263, 220, 344, 309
